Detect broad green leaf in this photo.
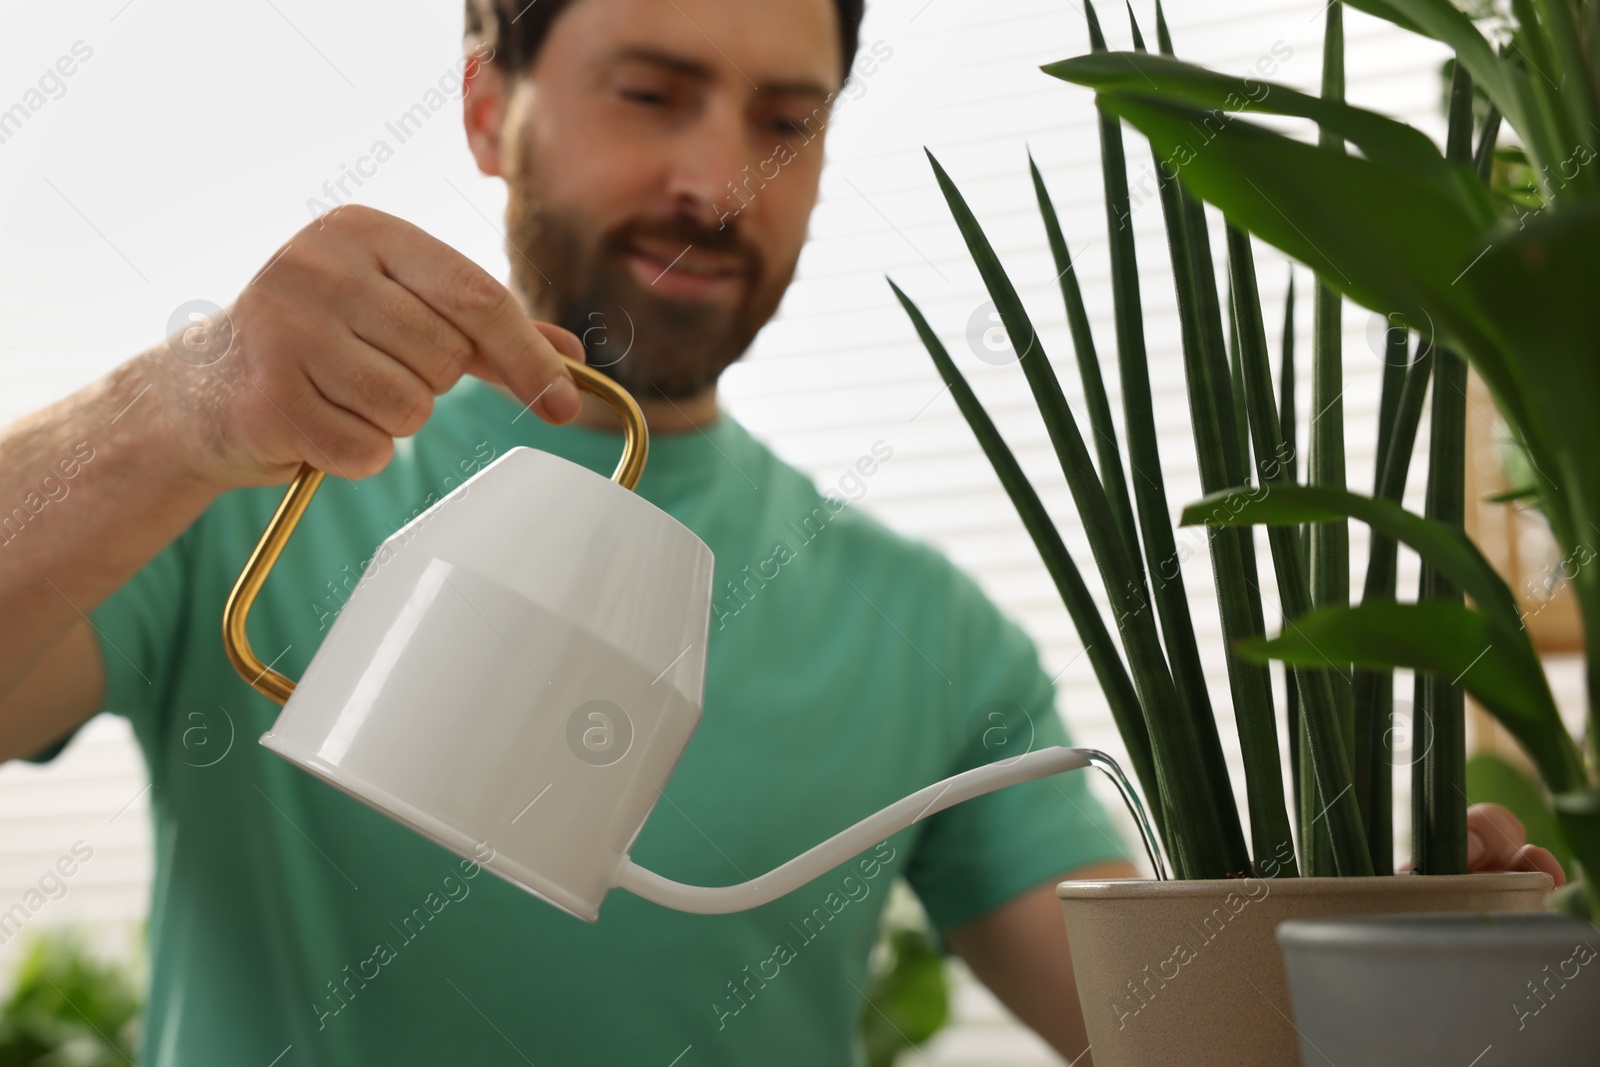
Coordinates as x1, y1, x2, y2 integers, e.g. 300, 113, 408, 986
1180, 482, 1522, 636
1340, 0, 1520, 129
1042, 52, 1487, 217
1462, 204, 1600, 584
1464, 207, 1600, 779
1552, 791, 1600, 917
1087, 95, 1495, 358
1241, 601, 1585, 794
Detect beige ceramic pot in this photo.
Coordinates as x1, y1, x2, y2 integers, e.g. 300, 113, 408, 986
1056, 872, 1553, 1067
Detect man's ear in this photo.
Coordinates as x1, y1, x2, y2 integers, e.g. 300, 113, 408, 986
463, 43, 510, 178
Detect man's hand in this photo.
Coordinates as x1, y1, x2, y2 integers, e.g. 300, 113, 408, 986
159, 204, 586, 492
1463, 802, 1566, 885
0, 204, 587, 762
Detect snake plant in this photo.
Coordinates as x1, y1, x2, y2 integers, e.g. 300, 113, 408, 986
894, 0, 1597, 903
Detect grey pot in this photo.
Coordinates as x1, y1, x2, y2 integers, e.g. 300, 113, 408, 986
1277, 912, 1600, 1066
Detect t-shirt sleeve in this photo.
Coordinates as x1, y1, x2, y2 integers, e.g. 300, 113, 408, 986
17, 532, 191, 764
902, 557, 1132, 934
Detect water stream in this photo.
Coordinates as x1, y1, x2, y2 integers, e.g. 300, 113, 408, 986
1080, 749, 1169, 880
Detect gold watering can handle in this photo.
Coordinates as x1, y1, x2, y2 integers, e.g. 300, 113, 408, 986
222, 358, 648, 706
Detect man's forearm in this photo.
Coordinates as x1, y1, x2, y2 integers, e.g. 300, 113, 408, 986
946, 861, 1141, 1065
0, 349, 220, 720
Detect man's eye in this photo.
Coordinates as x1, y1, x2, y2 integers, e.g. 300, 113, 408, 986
773, 119, 805, 135
621, 87, 668, 106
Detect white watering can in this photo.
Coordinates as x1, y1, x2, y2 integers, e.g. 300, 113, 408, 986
223, 359, 1163, 922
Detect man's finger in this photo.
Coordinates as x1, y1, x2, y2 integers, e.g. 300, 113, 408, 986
533, 321, 586, 363
1465, 802, 1529, 871
359, 212, 580, 422
1513, 844, 1567, 888
346, 275, 480, 395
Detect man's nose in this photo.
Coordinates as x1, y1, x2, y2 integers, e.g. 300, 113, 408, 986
662, 99, 749, 229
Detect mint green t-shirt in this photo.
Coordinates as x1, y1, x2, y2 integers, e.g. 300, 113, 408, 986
38, 375, 1126, 1065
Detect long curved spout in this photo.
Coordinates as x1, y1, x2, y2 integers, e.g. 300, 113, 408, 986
614, 746, 1163, 915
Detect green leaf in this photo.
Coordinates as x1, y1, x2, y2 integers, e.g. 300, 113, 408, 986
1308, 1, 1352, 880
887, 277, 1164, 842
1483, 485, 1538, 505
1241, 601, 1586, 794
1083, 0, 1249, 876
1354, 343, 1433, 872
1228, 224, 1373, 876
922, 142, 1250, 879
1463, 204, 1600, 589
1180, 482, 1523, 638
1339, 0, 1521, 131
1145, 31, 1296, 876
1028, 153, 1140, 557
1508, 0, 1595, 202
1084, 94, 1495, 360
1552, 791, 1600, 917
1042, 52, 1484, 212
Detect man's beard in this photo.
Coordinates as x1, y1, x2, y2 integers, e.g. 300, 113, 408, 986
502, 130, 794, 401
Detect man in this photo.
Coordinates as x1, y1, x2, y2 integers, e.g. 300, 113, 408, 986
0, 1, 1563, 1064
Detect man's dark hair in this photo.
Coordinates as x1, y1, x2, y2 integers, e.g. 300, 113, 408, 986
464, 0, 866, 87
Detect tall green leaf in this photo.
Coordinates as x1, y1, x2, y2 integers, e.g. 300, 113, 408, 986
1146, 6, 1296, 876
1228, 225, 1374, 876
1277, 273, 1303, 840
1353, 340, 1432, 870
1027, 154, 1141, 560
1084, 0, 1250, 875
1413, 60, 1476, 877
1305, 1, 1352, 878
922, 148, 1245, 878
888, 279, 1165, 842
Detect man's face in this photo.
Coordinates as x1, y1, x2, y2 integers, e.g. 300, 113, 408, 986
495, 0, 842, 399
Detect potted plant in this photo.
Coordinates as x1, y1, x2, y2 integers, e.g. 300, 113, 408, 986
1044, 0, 1600, 1060
889, 1, 1573, 1063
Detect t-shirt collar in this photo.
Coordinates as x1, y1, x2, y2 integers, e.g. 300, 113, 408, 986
461, 376, 743, 497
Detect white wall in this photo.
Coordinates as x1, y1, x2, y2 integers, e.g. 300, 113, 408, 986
0, 0, 1474, 1061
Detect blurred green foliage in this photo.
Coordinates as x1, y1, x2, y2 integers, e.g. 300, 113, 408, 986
0, 928, 142, 1067
858, 885, 950, 1067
